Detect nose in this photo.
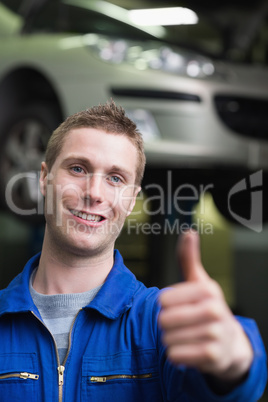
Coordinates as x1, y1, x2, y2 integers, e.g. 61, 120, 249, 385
82, 173, 105, 204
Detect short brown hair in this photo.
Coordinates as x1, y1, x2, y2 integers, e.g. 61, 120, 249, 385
45, 100, 146, 185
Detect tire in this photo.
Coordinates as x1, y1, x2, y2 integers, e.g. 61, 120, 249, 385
0, 102, 62, 222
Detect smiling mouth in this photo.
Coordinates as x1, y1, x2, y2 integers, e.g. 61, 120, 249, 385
70, 209, 105, 222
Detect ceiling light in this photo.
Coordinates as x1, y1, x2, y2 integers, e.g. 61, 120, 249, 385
128, 7, 198, 27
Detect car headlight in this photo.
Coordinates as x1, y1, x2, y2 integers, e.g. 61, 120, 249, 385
125, 109, 161, 142
83, 34, 215, 78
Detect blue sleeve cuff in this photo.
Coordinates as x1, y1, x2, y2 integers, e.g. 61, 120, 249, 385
185, 316, 267, 401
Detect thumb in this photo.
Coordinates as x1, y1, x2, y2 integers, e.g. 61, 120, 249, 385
178, 230, 209, 283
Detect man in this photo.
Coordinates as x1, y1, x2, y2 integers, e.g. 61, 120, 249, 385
0, 101, 266, 401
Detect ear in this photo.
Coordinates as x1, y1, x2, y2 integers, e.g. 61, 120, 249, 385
39, 162, 49, 197
126, 185, 141, 217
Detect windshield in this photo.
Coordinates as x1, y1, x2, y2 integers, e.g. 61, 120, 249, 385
13, 0, 162, 41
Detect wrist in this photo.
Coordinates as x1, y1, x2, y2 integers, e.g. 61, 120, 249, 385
213, 325, 254, 383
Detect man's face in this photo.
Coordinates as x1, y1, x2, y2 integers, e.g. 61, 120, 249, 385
40, 128, 140, 257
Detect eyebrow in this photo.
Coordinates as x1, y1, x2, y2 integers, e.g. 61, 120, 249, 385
62, 156, 91, 167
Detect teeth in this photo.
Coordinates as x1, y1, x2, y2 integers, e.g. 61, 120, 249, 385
71, 210, 102, 222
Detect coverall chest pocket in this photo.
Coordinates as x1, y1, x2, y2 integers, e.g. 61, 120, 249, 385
0, 353, 39, 402
81, 349, 163, 401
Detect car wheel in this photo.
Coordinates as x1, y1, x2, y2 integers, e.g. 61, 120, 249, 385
0, 102, 61, 222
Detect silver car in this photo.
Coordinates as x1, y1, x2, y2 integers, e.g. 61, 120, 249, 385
0, 0, 267, 223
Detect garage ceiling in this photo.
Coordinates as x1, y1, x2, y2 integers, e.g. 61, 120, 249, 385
3, 0, 268, 64
110, 0, 268, 63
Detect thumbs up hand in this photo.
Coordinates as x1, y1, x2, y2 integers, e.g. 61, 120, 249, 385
158, 231, 253, 382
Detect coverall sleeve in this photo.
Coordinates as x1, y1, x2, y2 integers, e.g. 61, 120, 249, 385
157, 312, 267, 401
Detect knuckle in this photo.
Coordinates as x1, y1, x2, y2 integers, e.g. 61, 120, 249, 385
161, 331, 172, 346
158, 311, 167, 329
166, 345, 179, 363
203, 302, 222, 320
205, 279, 223, 298
207, 323, 221, 340
203, 343, 220, 364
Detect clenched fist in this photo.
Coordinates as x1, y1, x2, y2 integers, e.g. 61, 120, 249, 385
158, 230, 253, 383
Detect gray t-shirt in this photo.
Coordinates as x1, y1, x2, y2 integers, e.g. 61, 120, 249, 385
30, 270, 102, 364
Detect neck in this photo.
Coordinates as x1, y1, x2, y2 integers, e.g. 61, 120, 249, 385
33, 231, 114, 295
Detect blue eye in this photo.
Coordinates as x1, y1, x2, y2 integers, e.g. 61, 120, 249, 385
71, 166, 84, 174
110, 175, 121, 184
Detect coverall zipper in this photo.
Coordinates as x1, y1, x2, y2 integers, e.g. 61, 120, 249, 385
90, 373, 153, 382
31, 309, 82, 402
0, 372, 39, 380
